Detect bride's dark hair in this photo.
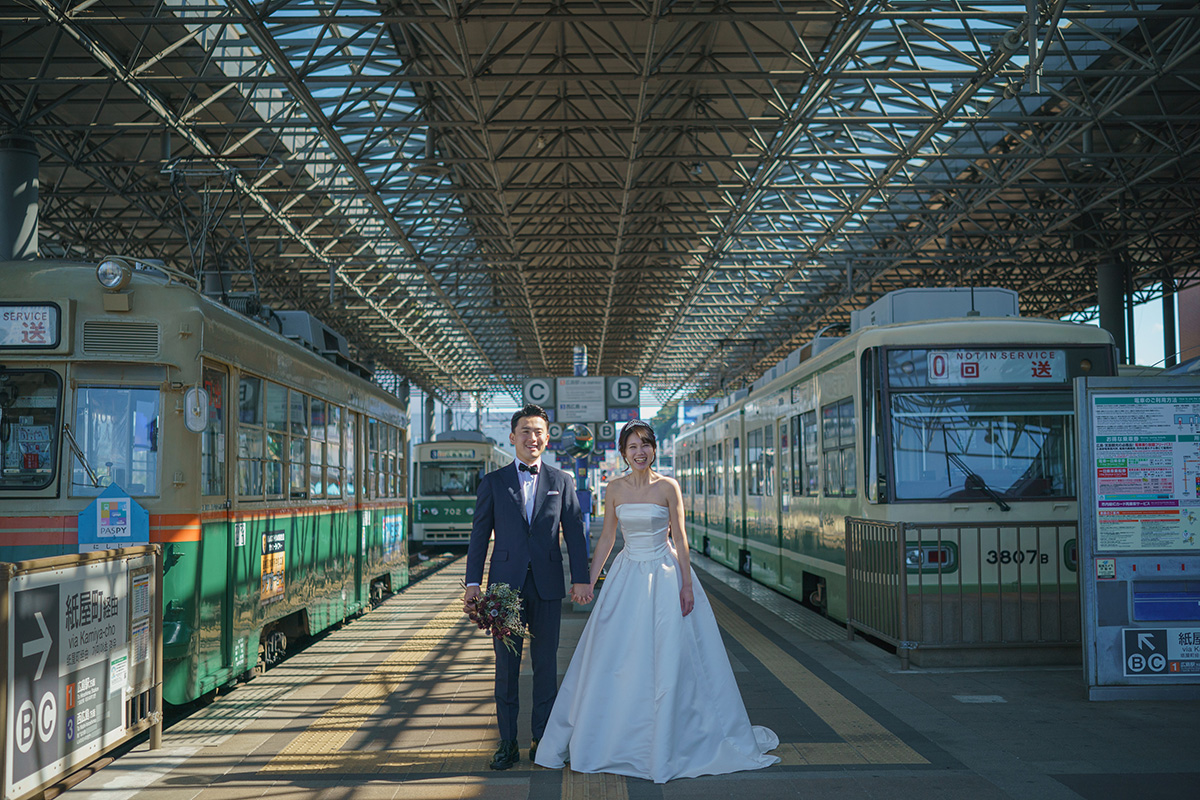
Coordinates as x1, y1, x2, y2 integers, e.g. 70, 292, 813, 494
619, 420, 657, 468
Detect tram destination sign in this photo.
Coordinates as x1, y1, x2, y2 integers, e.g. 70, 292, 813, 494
927, 349, 1067, 384
0, 303, 60, 349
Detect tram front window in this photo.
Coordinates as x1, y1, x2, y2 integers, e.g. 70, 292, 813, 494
72, 386, 161, 496
0, 369, 62, 490
889, 392, 1074, 502
419, 461, 480, 496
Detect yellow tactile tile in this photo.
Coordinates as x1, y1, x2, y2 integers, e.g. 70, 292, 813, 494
561, 766, 630, 800
262, 601, 466, 772
709, 596, 928, 766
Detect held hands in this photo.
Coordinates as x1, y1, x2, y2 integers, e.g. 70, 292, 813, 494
570, 582, 594, 604
462, 584, 482, 613
679, 584, 694, 617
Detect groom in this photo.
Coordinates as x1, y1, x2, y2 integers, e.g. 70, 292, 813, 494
464, 404, 593, 770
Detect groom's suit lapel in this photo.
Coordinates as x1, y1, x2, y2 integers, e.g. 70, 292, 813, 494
531, 466, 552, 531
501, 462, 528, 533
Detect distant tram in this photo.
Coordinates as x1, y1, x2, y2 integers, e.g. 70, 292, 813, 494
411, 431, 507, 545
676, 288, 1118, 627
0, 258, 410, 704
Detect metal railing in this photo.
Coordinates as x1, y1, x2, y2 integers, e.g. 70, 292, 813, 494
846, 517, 1079, 669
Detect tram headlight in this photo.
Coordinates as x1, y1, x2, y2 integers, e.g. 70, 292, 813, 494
96, 258, 133, 291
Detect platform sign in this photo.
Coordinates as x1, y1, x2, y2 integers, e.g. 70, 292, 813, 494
1076, 376, 1200, 700
76, 484, 150, 553
526, 376, 639, 426
557, 377, 605, 422
6, 560, 133, 797
522, 378, 554, 408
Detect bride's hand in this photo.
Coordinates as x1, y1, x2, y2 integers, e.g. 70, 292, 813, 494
679, 585, 694, 617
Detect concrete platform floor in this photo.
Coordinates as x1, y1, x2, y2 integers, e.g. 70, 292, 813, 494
61, 549, 1200, 800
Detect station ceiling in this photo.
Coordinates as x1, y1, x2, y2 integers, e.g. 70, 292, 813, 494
4, 1, 1199, 404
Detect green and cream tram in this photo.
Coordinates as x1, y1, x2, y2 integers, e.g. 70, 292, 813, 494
0, 258, 410, 704
676, 288, 1118, 642
411, 431, 506, 545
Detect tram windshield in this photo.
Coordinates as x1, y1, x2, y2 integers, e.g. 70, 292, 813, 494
72, 386, 161, 496
0, 369, 62, 490
417, 460, 481, 496
889, 392, 1075, 502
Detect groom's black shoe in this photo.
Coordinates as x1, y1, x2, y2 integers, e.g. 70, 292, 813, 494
529, 739, 538, 760
490, 739, 520, 770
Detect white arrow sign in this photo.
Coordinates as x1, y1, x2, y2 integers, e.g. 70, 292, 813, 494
22, 611, 52, 680
1137, 632, 1157, 651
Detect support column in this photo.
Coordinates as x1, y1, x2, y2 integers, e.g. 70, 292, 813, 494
423, 393, 435, 444
1096, 255, 1127, 364
1179, 284, 1200, 366
1162, 270, 1177, 368
0, 133, 39, 261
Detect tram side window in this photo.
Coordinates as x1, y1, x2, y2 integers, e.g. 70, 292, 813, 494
780, 423, 792, 508
822, 398, 856, 497
237, 376, 264, 498
310, 397, 326, 498
326, 405, 342, 497
747, 428, 763, 496
695, 448, 705, 496
72, 385, 160, 497
401, 428, 410, 491
367, 418, 380, 498
707, 443, 722, 495
802, 410, 819, 496
731, 437, 740, 497
289, 390, 309, 499
788, 415, 801, 496
764, 424, 774, 496
0, 370, 62, 490
388, 424, 400, 497
345, 413, 357, 497
264, 381, 287, 497
200, 366, 226, 496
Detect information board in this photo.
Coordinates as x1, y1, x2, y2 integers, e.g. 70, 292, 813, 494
1076, 375, 1200, 701
5, 553, 157, 797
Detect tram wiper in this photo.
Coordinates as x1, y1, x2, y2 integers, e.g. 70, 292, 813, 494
63, 423, 102, 488
947, 452, 1010, 512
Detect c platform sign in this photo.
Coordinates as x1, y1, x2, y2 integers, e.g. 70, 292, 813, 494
522, 378, 554, 408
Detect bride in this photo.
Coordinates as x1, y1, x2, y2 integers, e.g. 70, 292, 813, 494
533, 419, 779, 783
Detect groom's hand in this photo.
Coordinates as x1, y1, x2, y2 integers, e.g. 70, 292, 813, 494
570, 583, 593, 604
463, 584, 481, 612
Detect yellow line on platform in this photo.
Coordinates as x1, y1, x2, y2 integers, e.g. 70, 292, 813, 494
261, 599, 466, 773
709, 596, 927, 766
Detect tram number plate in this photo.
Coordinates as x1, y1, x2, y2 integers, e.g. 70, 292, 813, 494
986, 549, 1049, 565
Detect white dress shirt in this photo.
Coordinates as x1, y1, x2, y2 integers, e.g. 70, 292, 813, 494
517, 459, 541, 523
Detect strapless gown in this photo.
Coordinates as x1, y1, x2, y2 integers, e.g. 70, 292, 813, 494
533, 503, 779, 783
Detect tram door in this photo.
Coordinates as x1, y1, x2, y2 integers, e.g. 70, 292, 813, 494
200, 363, 234, 672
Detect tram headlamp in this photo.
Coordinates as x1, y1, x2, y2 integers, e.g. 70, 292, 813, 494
97, 258, 133, 291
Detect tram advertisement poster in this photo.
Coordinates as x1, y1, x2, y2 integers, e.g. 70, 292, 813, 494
6, 562, 130, 798
261, 530, 286, 604
1090, 394, 1200, 551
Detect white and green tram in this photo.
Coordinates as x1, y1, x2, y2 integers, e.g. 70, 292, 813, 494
676, 288, 1118, 650
411, 431, 507, 545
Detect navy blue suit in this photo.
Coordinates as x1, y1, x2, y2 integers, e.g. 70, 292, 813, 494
466, 460, 589, 741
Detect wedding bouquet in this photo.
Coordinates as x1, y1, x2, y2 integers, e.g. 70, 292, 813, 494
463, 581, 530, 655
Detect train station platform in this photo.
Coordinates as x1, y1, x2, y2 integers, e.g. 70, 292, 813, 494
61, 543, 1199, 800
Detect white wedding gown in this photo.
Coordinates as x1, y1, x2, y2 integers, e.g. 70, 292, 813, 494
534, 503, 779, 783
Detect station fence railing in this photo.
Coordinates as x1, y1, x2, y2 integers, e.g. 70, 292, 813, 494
845, 517, 1080, 669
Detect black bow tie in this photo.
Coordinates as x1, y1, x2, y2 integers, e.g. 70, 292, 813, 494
519, 462, 539, 475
